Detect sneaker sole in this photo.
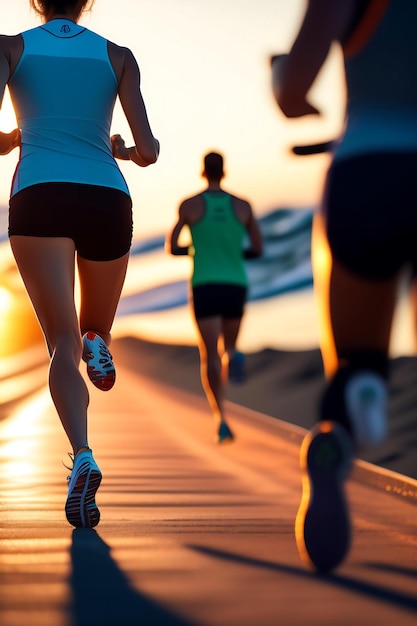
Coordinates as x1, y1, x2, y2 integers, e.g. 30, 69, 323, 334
65, 467, 102, 529
86, 365, 116, 391
83, 332, 115, 391
295, 421, 353, 573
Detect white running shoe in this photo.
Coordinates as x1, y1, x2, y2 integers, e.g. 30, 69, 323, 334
345, 372, 388, 449
65, 448, 102, 528
82, 331, 116, 391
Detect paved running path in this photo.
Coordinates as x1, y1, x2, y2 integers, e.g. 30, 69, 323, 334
0, 345, 416, 626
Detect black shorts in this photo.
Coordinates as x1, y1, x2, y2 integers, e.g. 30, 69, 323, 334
192, 283, 247, 319
9, 182, 133, 261
323, 152, 417, 279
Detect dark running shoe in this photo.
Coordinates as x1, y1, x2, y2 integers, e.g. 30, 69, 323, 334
295, 421, 353, 573
82, 331, 115, 391
217, 421, 235, 444
229, 351, 246, 384
65, 449, 102, 528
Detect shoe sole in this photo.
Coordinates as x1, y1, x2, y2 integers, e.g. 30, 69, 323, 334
65, 467, 102, 529
86, 365, 115, 391
295, 421, 353, 573
83, 332, 115, 391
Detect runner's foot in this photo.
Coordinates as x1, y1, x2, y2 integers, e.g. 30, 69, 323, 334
229, 351, 246, 384
65, 448, 102, 528
82, 331, 115, 391
295, 421, 353, 573
345, 372, 388, 449
217, 421, 235, 444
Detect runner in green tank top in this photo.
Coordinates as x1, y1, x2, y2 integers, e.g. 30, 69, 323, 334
190, 192, 249, 289
167, 152, 263, 443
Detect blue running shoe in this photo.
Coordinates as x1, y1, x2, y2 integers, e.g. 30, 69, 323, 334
295, 421, 353, 573
82, 332, 115, 391
65, 449, 102, 528
229, 351, 246, 384
217, 421, 235, 444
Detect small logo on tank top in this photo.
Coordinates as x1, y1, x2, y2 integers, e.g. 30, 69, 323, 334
60, 25, 71, 33
213, 205, 226, 221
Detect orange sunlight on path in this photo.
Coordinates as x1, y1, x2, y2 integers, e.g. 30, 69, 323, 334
0, 268, 43, 358
0, 344, 416, 626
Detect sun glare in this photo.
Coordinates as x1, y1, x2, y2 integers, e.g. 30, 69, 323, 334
0, 285, 13, 315
0, 276, 44, 356
0, 89, 17, 131
0, 389, 50, 488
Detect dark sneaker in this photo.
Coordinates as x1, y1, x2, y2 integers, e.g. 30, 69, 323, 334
217, 421, 235, 444
65, 449, 102, 528
229, 351, 246, 384
82, 331, 115, 391
295, 421, 353, 573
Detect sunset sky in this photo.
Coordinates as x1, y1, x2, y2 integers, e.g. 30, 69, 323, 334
0, 0, 346, 238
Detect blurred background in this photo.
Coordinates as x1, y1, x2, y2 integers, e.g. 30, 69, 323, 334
0, 0, 412, 355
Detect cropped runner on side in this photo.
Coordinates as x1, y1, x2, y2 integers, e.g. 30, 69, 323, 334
272, 0, 417, 572
0, 0, 159, 528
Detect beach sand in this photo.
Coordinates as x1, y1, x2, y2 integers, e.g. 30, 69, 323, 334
111, 336, 417, 480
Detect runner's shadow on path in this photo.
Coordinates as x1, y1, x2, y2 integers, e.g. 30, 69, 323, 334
69, 528, 194, 626
188, 545, 417, 613
363, 561, 417, 580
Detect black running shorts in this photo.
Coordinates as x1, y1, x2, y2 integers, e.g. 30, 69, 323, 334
323, 152, 417, 279
9, 182, 133, 261
192, 283, 247, 319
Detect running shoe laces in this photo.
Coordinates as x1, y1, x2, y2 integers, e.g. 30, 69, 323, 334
82, 331, 116, 391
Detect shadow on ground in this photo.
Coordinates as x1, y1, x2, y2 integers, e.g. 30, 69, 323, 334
69, 528, 194, 626
188, 544, 417, 614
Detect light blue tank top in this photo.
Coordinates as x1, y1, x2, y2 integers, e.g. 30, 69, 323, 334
335, 0, 417, 161
9, 18, 129, 197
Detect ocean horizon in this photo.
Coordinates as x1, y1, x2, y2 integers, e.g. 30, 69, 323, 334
0, 204, 414, 355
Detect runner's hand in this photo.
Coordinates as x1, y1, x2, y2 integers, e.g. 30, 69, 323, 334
111, 134, 130, 159
0, 128, 21, 155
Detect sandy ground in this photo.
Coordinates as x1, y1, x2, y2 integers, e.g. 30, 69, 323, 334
111, 336, 417, 480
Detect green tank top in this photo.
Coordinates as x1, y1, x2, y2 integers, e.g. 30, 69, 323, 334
190, 191, 248, 288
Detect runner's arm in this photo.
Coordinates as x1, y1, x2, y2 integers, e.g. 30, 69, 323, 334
244, 205, 263, 259
0, 38, 20, 154
272, 0, 354, 117
115, 47, 159, 166
0, 129, 20, 154
166, 204, 192, 256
